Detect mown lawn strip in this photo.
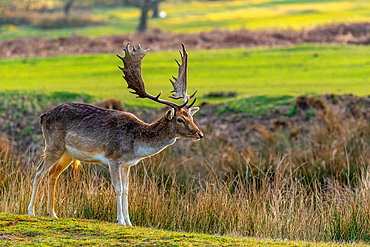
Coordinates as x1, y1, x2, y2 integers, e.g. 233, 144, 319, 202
1, 44, 369, 109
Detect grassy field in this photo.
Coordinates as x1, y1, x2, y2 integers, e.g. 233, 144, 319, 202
1, 0, 370, 40
2, 47, 370, 243
0, 44, 369, 108
0, 213, 359, 246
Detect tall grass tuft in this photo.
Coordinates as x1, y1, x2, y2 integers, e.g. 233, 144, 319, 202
2, 93, 370, 243
1, 153, 370, 243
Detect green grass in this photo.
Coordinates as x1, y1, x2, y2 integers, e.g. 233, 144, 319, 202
0, 91, 96, 116
0, 213, 362, 246
1, 44, 370, 108
1, 0, 370, 40
217, 95, 295, 115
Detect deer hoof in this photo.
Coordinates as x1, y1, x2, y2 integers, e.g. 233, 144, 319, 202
48, 212, 58, 219
117, 219, 125, 226
28, 208, 35, 217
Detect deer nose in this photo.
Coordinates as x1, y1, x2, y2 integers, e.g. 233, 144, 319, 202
198, 133, 204, 139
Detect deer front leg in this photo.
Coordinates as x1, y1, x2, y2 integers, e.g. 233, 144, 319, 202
109, 162, 125, 226
121, 166, 132, 226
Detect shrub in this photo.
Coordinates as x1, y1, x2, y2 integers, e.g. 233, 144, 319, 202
202, 91, 237, 99
0, 11, 103, 29
0, 16, 31, 25
33, 15, 103, 29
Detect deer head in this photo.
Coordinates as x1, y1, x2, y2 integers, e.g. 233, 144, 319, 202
117, 43, 203, 140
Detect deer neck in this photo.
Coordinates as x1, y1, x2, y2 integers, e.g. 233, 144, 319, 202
144, 115, 176, 144
133, 115, 177, 158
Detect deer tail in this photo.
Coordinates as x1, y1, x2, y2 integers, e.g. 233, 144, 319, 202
72, 160, 80, 177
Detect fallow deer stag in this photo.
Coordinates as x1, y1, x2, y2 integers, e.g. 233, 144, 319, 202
28, 43, 203, 226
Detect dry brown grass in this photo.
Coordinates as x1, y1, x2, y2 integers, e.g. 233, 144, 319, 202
0, 134, 11, 160
1, 151, 370, 242
2, 94, 370, 243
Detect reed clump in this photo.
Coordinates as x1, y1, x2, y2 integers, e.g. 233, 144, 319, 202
1, 153, 370, 243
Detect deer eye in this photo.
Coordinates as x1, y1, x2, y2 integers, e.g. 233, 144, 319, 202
177, 118, 185, 124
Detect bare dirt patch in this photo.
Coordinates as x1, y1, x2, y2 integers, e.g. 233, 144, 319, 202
1, 23, 370, 58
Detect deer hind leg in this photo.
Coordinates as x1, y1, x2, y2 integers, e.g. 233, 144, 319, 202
28, 147, 65, 217
28, 158, 47, 216
47, 150, 72, 219
120, 166, 132, 226
28, 146, 64, 216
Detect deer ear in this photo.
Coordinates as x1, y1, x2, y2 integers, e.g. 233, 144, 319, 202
189, 107, 199, 116
166, 108, 175, 120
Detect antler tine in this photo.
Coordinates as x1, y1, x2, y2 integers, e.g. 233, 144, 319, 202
184, 97, 197, 109
118, 42, 182, 110
155, 91, 162, 99
169, 43, 199, 108
169, 43, 188, 101
123, 42, 130, 56
188, 89, 198, 99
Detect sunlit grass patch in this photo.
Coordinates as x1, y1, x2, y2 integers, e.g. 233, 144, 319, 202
1, 213, 356, 246
217, 95, 295, 115
1, 0, 370, 40
138, 0, 370, 33
0, 44, 369, 108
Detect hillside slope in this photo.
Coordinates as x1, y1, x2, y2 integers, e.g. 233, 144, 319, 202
0, 213, 360, 246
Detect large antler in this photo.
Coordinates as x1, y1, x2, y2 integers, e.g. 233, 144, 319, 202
117, 43, 197, 110
169, 43, 198, 109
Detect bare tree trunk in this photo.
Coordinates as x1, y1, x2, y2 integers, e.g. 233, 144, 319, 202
137, 4, 150, 32
152, 2, 159, 18
64, 0, 75, 17
124, 0, 163, 32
